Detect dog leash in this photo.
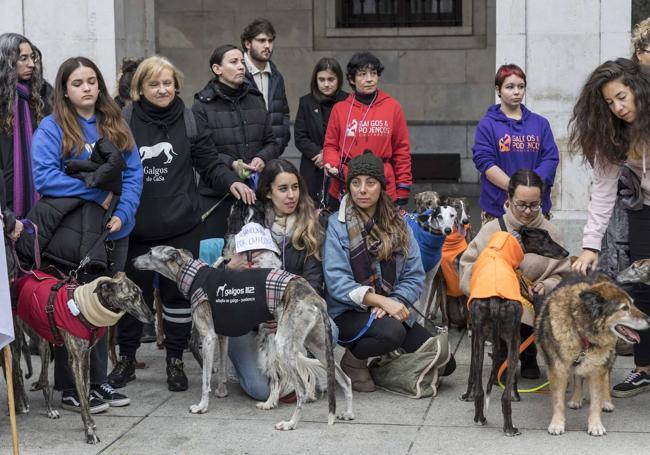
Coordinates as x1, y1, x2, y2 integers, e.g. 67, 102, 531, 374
201, 193, 230, 223
335, 312, 377, 344
496, 334, 549, 393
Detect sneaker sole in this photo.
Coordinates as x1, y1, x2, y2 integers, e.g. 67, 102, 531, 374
611, 384, 650, 398
61, 402, 109, 414
107, 397, 131, 407
108, 374, 136, 389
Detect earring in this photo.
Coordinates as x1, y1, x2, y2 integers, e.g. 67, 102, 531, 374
64, 94, 68, 98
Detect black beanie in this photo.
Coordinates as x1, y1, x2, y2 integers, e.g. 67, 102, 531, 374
346, 150, 386, 189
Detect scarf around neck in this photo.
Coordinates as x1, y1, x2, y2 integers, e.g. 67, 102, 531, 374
13, 82, 39, 217
345, 201, 398, 296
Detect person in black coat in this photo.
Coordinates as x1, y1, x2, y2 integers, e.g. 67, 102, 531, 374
241, 18, 291, 154
192, 44, 279, 240
108, 56, 255, 393
294, 57, 348, 203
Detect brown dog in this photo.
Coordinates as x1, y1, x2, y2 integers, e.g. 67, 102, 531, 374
536, 273, 650, 436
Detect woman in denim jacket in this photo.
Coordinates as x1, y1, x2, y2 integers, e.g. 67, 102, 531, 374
323, 150, 454, 392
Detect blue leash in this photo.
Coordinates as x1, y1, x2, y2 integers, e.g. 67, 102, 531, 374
336, 312, 377, 344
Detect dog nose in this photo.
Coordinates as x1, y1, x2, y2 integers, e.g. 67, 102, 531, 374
444, 227, 452, 235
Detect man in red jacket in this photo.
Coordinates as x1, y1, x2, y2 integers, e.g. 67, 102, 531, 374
323, 52, 412, 207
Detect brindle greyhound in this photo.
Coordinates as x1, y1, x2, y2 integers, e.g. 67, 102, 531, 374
133, 246, 355, 431
460, 227, 569, 436
13, 272, 153, 444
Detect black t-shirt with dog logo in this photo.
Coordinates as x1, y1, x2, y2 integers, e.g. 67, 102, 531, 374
189, 266, 274, 336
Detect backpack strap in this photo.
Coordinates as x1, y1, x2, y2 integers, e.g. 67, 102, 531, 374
497, 216, 508, 232
184, 108, 197, 142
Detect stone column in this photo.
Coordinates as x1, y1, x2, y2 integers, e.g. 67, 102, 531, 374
0, 0, 155, 93
495, 0, 631, 252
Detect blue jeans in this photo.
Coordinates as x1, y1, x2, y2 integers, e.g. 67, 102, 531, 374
228, 331, 270, 401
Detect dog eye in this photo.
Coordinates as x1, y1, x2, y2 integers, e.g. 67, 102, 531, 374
621, 305, 629, 311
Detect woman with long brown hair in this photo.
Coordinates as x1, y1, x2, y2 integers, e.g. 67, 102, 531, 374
569, 58, 650, 397
323, 150, 454, 392
30, 56, 143, 413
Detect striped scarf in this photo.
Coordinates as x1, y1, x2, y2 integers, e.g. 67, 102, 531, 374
345, 202, 397, 296
13, 82, 39, 217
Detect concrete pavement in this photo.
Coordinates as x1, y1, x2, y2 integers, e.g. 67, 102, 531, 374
2, 328, 649, 455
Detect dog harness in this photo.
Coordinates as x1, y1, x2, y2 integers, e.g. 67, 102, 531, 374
440, 229, 469, 297
14, 271, 108, 346
403, 212, 445, 273
177, 259, 296, 337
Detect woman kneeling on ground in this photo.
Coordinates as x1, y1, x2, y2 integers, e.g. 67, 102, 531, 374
459, 169, 571, 379
323, 150, 455, 392
225, 158, 325, 400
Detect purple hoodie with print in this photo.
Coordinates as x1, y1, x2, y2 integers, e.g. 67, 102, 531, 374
472, 104, 559, 217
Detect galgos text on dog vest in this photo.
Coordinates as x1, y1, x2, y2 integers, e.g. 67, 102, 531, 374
215, 283, 257, 303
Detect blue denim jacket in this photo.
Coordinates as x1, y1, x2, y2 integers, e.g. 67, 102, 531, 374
323, 196, 425, 323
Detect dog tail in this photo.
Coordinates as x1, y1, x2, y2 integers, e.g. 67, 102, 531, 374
322, 306, 336, 424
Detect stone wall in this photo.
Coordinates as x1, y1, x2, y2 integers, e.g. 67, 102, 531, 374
156, 0, 496, 184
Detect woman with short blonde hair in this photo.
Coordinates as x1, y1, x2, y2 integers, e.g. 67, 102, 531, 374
129, 55, 184, 102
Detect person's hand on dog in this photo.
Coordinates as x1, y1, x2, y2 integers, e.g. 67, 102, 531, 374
572, 249, 598, 275
528, 282, 545, 296
226, 251, 262, 270
107, 215, 122, 233
9, 219, 24, 241
230, 182, 256, 205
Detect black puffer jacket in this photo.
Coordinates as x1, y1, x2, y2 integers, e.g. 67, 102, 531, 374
244, 60, 290, 154
192, 79, 279, 198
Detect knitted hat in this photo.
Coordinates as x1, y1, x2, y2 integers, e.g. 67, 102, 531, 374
346, 150, 386, 189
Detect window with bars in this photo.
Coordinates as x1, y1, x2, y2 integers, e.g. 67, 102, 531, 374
337, 0, 462, 28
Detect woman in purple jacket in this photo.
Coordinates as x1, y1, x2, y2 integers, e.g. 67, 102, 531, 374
472, 64, 559, 224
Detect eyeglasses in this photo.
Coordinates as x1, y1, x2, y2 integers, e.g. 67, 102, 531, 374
511, 199, 541, 212
17, 53, 39, 64
638, 48, 650, 55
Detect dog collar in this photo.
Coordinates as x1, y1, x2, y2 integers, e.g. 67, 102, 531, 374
573, 334, 591, 366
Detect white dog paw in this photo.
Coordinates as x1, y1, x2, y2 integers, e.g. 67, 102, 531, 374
274, 420, 297, 431
85, 430, 100, 444
189, 403, 209, 414
336, 411, 355, 421
256, 401, 277, 410
602, 401, 615, 412
547, 421, 565, 435
588, 421, 606, 436
567, 399, 583, 410
47, 409, 60, 419
214, 385, 228, 398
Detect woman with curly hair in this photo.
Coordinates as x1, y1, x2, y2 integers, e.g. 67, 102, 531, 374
570, 58, 650, 397
0, 33, 52, 221
632, 17, 650, 65
323, 150, 454, 392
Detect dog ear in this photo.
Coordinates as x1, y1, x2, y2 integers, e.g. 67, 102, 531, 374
417, 213, 429, 223
580, 287, 606, 320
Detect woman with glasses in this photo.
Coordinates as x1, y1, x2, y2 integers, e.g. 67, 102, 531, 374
472, 64, 559, 225
459, 169, 571, 379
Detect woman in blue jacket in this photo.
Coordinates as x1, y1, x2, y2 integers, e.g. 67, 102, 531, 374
323, 151, 454, 392
472, 64, 559, 223
31, 56, 143, 413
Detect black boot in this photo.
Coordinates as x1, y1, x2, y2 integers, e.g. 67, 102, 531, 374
107, 356, 136, 388
166, 358, 188, 392
520, 353, 541, 379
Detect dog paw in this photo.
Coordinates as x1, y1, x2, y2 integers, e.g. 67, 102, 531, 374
504, 427, 521, 437
568, 399, 583, 410
459, 392, 474, 402
474, 417, 487, 426
214, 385, 228, 398
602, 401, 615, 412
47, 409, 60, 419
588, 421, 606, 436
189, 403, 209, 414
85, 430, 100, 444
30, 382, 43, 391
274, 420, 297, 431
256, 401, 277, 410
336, 411, 355, 421
547, 420, 565, 435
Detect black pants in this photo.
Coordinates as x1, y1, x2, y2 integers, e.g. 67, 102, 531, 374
54, 236, 129, 391
117, 224, 201, 360
627, 205, 650, 367
334, 311, 431, 359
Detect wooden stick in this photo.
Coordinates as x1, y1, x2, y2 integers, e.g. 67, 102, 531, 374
3, 345, 20, 455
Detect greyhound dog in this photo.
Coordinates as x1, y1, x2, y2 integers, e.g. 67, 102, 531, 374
13, 271, 153, 444
132, 246, 355, 431
460, 227, 569, 436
